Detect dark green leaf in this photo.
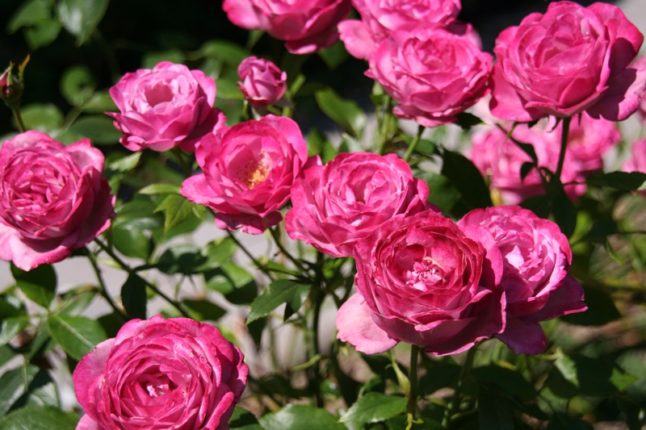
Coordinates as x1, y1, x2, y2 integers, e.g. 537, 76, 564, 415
230, 406, 262, 430
182, 299, 226, 321
56, 0, 108, 45
110, 223, 152, 260
8, 0, 51, 33
259, 405, 345, 430
477, 385, 514, 430
20, 104, 63, 132
0, 405, 78, 430
520, 162, 536, 181
474, 366, 535, 401
120, 274, 147, 319
11, 264, 56, 308
155, 194, 199, 233
340, 393, 406, 427
587, 171, 646, 191
199, 40, 250, 65
47, 314, 106, 360
546, 413, 592, 430
157, 246, 208, 275
562, 286, 620, 326
424, 174, 461, 214
0, 317, 28, 347
0, 365, 39, 416
60, 66, 95, 106
315, 89, 365, 137
247, 280, 310, 323
318, 42, 348, 69
455, 112, 483, 130
551, 183, 577, 238
440, 150, 492, 214
69, 116, 120, 145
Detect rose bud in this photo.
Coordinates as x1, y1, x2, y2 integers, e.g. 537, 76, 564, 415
490, 1, 646, 122
223, 0, 351, 54
181, 114, 309, 234
367, 28, 492, 127
238, 56, 287, 106
73, 316, 248, 430
0, 131, 114, 271
108, 61, 219, 152
336, 210, 506, 356
286, 152, 429, 257
459, 206, 587, 354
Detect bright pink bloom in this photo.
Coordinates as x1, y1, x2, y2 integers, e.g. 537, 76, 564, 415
338, 0, 461, 60
367, 28, 492, 127
181, 115, 309, 234
565, 115, 620, 174
73, 316, 248, 430
0, 131, 114, 271
459, 206, 587, 354
625, 139, 646, 174
337, 210, 506, 356
238, 56, 287, 106
490, 1, 646, 122
223, 0, 351, 54
285, 152, 429, 257
108, 61, 219, 152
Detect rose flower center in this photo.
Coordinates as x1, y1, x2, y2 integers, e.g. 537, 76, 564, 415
406, 256, 445, 291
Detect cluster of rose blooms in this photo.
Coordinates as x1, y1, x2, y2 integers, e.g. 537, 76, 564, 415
0, 0, 644, 429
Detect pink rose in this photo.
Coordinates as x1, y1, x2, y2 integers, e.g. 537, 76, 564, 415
338, 0, 461, 60
181, 115, 309, 234
337, 210, 505, 356
73, 316, 248, 430
490, 1, 646, 122
285, 152, 429, 257
470, 124, 586, 204
108, 61, 219, 152
222, 0, 352, 54
367, 28, 492, 127
238, 56, 287, 106
564, 114, 620, 174
0, 131, 114, 271
625, 138, 646, 174
459, 206, 587, 354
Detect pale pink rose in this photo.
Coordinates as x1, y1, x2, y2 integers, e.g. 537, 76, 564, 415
338, 0, 461, 60
624, 139, 646, 174
108, 61, 219, 152
337, 210, 506, 356
459, 206, 587, 354
367, 28, 492, 127
238, 56, 287, 106
0, 131, 114, 271
285, 152, 429, 257
73, 316, 248, 430
223, 0, 351, 54
470, 124, 586, 204
565, 114, 620, 174
181, 114, 309, 234
490, 1, 646, 122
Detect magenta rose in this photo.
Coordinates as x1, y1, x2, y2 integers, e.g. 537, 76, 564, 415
563, 114, 620, 174
338, 0, 461, 60
459, 206, 587, 354
73, 316, 248, 430
181, 115, 309, 234
367, 28, 492, 127
336, 210, 506, 356
108, 61, 219, 152
0, 131, 114, 271
285, 152, 429, 257
624, 139, 646, 174
490, 1, 646, 122
223, 0, 351, 54
238, 56, 287, 106
470, 124, 586, 204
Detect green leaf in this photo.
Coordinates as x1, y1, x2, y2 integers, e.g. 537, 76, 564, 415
139, 183, 180, 195
60, 66, 95, 106
69, 116, 120, 145
546, 413, 592, 430
551, 182, 577, 238
24, 19, 61, 49
0, 317, 28, 347
142, 50, 186, 69
56, 0, 108, 45
0, 365, 39, 416
477, 385, 515, 430
120, 274, 147, 319
47, 314, 106, 360
20, 104, 63, 132
455, 112, 483, 130
587, 171, 646, 191
230, 407, 262, 430
0, 405, 78, 430
110, 223, 152, 260
11, 264, 56, 308
318, 42, 348, 70
8, 0, 51, 33
423, 174, 461, 214
108, 152, 142, 172
562, 286, 620, 326
315, 89, 365, 137
182, 299, 226, 322
259, 405, 346, 430
198, 40, 250, 65
340, 393, 406, 427
155, 194, 199, 233
474, 366, 535, 401
157, 246, 208, 275
247, 280, 310, 323
440, 149, 492, 214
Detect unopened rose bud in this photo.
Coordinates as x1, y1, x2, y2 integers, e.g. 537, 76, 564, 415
237, 56, 287, 107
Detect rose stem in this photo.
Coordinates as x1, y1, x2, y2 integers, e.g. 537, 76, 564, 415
94, 238, 190, 317
86, 249, 127, 319
226, 231, 276, 281
12, 108, 26, 132
406, 345, 421, 430
553, 116, 572, 187
404, 125, 425, 162
269, 226, 310, 274
442, 345, 478, 428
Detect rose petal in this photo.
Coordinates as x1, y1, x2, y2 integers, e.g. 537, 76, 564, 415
336, 293, 398, 354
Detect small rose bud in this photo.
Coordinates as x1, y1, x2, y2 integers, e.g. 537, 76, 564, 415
237, 56, 287, 107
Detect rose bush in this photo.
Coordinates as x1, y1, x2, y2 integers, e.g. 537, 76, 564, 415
490, 1, 646, 122
0, 131, 114, 271
108, 61, 219, 152
73, 316, 248, 430
237, 56, 287, 107
285, 152, 428, 257
182, 114, 309, 234
336, 210, 506, 355
222, 0, 351, 54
